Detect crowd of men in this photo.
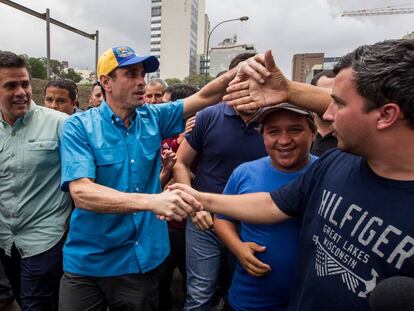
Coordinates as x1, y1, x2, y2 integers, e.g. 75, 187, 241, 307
0, 38, 413, 311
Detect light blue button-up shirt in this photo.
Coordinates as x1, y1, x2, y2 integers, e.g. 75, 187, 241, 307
0, 102, 72, 258
60, 99, 185, 276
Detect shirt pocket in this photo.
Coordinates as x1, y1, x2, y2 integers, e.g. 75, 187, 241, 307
94, 147, 125, 166
25, 140, 59, 171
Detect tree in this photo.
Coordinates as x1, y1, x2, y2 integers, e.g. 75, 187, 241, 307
183, 74, 213, 88
61, 68, 83, 83
165, 78, 182, 86
27, 57, 47, 79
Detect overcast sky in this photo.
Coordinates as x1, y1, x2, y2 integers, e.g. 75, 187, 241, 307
0, 0, 412, 77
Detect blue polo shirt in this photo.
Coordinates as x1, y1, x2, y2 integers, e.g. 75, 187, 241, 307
60, 100, 185, 277
186, 102, 267, 193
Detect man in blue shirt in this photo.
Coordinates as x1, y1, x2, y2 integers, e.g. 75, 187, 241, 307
59, 46, 243, 311
215, 104, 317, 311
173, 53, 266, 311
171, 40, 414, 310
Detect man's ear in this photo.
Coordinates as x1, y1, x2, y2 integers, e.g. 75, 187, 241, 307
99, 75, 111, 92
376, 103, 401, 130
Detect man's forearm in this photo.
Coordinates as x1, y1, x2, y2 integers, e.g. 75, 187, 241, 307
172, 162, 192, 186
288, 81, 331, 116
183, 68, 237, 117
200, 192, 288, 224
70, 178, 152, 213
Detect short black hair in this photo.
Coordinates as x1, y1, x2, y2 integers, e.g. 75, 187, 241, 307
44, 79, 78, 102
164, 83, 198, 101
229, 52, 256, 69
0, 51, 30, 75
334, 39, 414, 128
310, 70, 335, 86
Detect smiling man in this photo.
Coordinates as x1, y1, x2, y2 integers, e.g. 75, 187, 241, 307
0, 51, 71, 311
214, 103, 317, 311
58, 46, 245, 311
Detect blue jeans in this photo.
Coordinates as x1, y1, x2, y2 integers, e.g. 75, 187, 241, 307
184, 218, 224, 311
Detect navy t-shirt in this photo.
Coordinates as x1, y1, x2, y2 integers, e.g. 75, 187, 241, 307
186, 102, 267, 193
270, 149, 414, 311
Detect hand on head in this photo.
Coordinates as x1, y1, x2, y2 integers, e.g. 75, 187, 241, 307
224, 50, 290, 111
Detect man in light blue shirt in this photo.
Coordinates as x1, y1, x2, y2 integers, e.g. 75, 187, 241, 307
59, 46, 242, 311
0, 51, 71, 311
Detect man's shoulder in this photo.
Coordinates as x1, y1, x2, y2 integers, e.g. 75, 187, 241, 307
34, 104, 68, 122
197, 101, 226, 117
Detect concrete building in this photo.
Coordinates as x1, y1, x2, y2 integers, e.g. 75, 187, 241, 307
292, 53, 324, 83
208, 35, 256, 77
403, 31, 414, 40
150, 0, 207, 80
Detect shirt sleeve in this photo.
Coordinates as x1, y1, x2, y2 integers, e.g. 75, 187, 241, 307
157, 100, 185, 139
215, 169, 240, 224
59, 117, 96, 191
185, 109, 205, 153
270, 158, 319, 218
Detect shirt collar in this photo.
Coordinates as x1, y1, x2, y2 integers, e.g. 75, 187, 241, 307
224, 103, 238, 117
98, 99, 137, 125
0, 100, 36, 127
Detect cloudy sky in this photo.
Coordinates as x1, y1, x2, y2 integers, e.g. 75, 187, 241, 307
0, 0, 412, 77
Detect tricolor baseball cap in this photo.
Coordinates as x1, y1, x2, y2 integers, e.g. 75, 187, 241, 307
97, 46, 159, 78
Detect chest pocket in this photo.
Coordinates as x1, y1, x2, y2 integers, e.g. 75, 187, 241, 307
25, 140, 59, 171
95, 147, 125, 166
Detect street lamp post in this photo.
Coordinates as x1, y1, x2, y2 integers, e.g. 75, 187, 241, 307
204, 16, 249, 84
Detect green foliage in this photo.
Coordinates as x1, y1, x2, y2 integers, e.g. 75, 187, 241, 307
165, 78, 182, 86
183, 74, 214, 88
27, 57, 47, 79
60, 68, 83, 83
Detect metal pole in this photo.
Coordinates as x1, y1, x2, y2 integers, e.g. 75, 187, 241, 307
46, 8, 51, 79
95, 30, 99, 76
204, 16, 249, 85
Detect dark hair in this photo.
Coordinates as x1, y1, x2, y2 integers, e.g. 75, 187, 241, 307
334, 39, 414, 128
0, 51, 30, 73
310, 70, 335, 86
91, 81, 105, 97
44, 79, 78, 102
229, 52, 256, 69
165, 83, 198, 101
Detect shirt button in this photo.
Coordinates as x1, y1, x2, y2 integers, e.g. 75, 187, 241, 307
133, 212, 136, 215
11, 132, 16, 136
130, 159, 135, 163
135, 241, 139, 245
135, 187, 140, 191
126, 132, 129, 136
11, 154, 15, 158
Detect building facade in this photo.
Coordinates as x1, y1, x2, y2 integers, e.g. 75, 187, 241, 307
208, 35, 256, 77
150, 0, 207, 80
291, 53, 324, 83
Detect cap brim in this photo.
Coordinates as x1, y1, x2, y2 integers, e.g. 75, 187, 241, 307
118, 55, 159, 73
258, 106, 311, 123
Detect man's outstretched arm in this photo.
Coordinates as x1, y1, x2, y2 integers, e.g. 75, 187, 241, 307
169, 183, 289, 224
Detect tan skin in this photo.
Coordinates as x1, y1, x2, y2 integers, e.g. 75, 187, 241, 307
88, 84, 104, 107
69, 62, 239, 220
44, 87, 76, 115
144, 83, 164, 104
214, 110, 315, 277
0, 67, 32, 126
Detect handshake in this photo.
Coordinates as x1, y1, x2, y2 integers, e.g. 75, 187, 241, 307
149, 184, 204, 222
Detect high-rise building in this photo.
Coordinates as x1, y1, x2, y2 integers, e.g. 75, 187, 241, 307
291, 53, 324, 82
150, 0, 207, 80
208, 35, 256, 77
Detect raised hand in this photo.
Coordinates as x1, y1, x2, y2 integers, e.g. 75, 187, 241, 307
161, 149, 177, 172
223, 50, 290, 111
234, 242, 271, 277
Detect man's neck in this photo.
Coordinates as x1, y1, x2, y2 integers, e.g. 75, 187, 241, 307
366, 130, 414, 181
107, 102, 136, 128
1, 111, 17, 126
